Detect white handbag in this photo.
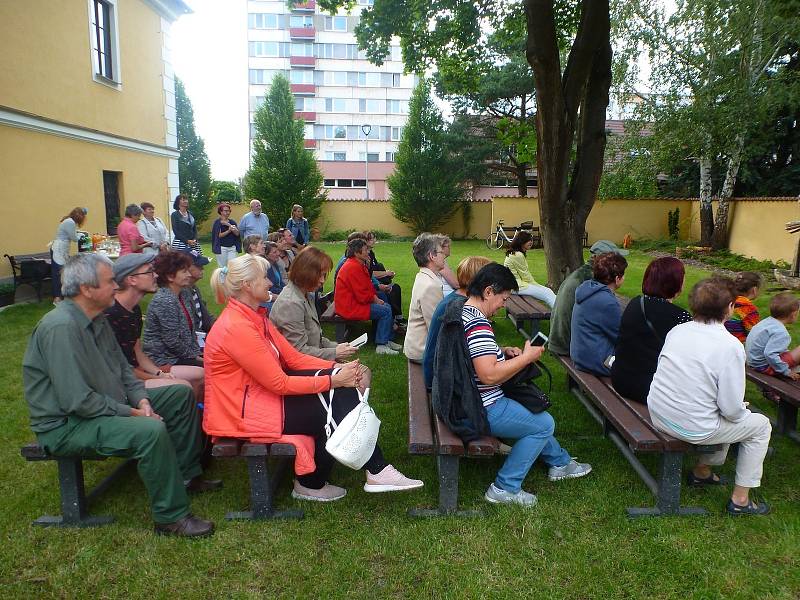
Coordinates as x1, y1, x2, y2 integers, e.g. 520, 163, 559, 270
317, 370, 381, 470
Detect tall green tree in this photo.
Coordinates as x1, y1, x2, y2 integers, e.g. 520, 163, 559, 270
210, 180, 242, 204
616, 0, 800, 248
175, 77, 212, 225
244, 74, 325, 227
387, 78, 466, 234
319, 0, 611, 288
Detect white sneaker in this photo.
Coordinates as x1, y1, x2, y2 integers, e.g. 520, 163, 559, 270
364, 464, 424, 492
291, 481, 347, 502
484, 483, 538, 507
548, 459, 592, 482
386, 340, 402, 351
376, 344, 399, 355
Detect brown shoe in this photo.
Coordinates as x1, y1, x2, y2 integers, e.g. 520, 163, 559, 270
155, 514, 215, 538
185, 476, 223, 494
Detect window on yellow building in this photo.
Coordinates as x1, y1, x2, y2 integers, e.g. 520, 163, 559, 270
90, 0, 119, 84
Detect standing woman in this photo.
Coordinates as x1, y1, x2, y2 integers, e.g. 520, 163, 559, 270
137, 202, 170, 255
143, 251, 204, 369
170, 194, 202, 255
504, 231, 556, 308
50, 207, 87, 302
285, 204, 310, 247
211, 203, 241, 267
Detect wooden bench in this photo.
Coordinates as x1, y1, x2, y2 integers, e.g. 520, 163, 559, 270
745, 367, 800, 443
406, 361, 501, 517
21, 442, 134, 527
319, 299, 374, 343
5, 252, 52, 301
211, 438, 303, 521
555, 356, 722, 517
505, 295, 551, 340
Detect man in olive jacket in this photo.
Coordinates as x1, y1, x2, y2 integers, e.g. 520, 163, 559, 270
22, 254, 217, 537
548, 240, 629, 356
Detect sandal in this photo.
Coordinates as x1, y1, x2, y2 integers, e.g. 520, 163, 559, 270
687, 471, 729, 486
726, 499, 770, 516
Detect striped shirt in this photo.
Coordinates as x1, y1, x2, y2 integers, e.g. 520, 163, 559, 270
462, 304, 504, 407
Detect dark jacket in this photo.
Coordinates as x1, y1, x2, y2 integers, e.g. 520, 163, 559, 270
171, 210, 197, 244
211, 218, 241, 254
570, 279, 622, 376
431, 295, 490, 443
611, 295, 692, 403
548, 262, 593, 355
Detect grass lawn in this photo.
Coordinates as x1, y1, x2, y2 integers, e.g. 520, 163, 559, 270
1, 241, 799, 598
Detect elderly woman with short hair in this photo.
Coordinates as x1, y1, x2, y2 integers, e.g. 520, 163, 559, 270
403, 233, 448, 361
137, 202, 170, 255
211, 203, 241, 267
118, 204, 151, 256
143, 251, 204, 369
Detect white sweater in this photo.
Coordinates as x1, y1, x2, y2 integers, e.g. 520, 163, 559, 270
647, 320, 750, 440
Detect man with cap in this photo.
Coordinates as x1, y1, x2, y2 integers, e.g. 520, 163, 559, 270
104, 253, 204, 397
548, 240, 629, 356
23, 253, 218, 537
178, 248, 216, 336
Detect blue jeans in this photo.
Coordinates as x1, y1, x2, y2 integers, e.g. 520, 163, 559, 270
486, 397, 571, 493
370, 302, 394, 344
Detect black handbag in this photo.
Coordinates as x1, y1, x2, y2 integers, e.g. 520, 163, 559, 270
501, 362, 552, 414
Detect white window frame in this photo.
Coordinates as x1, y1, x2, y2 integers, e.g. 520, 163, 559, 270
290, 15, 314, 28
249, 13, 278, 29
87, 0, 121, 88
290, 69, 314, 84
251, 41, 280, 57
325, 16, 348, 31
324, 71, 348, 86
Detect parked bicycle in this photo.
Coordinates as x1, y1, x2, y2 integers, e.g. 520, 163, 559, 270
486, 219, 524, 250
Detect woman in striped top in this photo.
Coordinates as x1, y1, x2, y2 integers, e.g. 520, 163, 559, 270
463, 264, 592, 508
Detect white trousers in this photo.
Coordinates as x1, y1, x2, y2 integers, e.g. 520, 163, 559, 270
516, 284, 557, 308
215, 246, 238, 267
654, 411, 771, 488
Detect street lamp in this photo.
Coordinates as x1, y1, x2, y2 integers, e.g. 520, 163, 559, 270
361, 124, 372, 200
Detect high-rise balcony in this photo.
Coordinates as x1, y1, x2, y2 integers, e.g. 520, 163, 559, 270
290, 83, 315, 95
293, 0, 316, 11
294, 111, 316, 122
289, 27, 316, 39
290, 56, 316, 68
304, 139, 317, 149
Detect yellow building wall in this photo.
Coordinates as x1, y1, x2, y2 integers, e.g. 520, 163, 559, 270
586, 199, 694, 244
0, 1, 167, 145
0, 126, 169, 279
318, 201, 416, 237
726, 200, 798, 264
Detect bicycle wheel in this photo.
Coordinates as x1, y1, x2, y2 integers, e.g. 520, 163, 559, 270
486, 232, 503, 250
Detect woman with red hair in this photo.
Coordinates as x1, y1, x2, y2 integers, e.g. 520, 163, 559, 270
611, 256, 692, 403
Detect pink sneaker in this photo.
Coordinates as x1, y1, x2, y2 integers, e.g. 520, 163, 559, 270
363, 464, 424, 493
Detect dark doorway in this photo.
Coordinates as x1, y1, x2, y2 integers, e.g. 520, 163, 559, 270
102, 170, 121, 234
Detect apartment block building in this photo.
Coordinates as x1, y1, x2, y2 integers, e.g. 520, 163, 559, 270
247, 0, 415, 172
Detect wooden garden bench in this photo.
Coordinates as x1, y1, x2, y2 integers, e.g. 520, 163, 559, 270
504, 295, 551, 340
210, 438, 303, 521
5, 252, 52, 301
745, 367, 800, 444
554, 355, 722, 517
406, 361, 501, 517
20, 442, 134, 527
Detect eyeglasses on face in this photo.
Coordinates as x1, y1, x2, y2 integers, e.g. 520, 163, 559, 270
131, 268, 156, 277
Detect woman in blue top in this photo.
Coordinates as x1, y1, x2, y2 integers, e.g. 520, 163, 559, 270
285, 204, 310, 247
50, 207, 87, 302
211, 203, 241, 267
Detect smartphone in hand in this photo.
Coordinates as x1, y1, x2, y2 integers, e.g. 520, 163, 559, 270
349, 333, 368, 348
531, 331, 548, 347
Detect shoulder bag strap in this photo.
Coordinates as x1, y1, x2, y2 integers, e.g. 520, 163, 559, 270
640, 296, 663, 343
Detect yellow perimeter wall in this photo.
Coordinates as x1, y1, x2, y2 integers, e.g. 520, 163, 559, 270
0, 126, 170, 278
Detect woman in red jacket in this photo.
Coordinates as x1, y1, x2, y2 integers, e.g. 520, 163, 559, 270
204, 253, 422, 502
335, 238, 401, 355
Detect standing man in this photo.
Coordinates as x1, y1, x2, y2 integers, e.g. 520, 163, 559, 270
23, 253, 218, 537
548, 240, 629, 356
238, 199, 270, 239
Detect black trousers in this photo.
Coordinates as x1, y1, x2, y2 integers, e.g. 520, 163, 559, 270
379, 283, 403, 317
282, 369, 386, 489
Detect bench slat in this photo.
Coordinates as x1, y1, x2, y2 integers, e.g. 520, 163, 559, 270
505, 295, 551, 320
407, 362, 435, 454
746, 367, 800, 407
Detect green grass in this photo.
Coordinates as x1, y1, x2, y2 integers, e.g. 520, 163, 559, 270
1, 241, 799, 598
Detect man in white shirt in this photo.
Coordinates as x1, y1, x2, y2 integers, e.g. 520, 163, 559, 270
238, 199, 270, 239
648, 277, 772, 516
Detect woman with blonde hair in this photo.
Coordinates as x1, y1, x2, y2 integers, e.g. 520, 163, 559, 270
203, 254, 423, 502
50, 207, 87, 302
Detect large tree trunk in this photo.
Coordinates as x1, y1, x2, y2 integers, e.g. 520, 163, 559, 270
698, 156, 714, 246
711, 134, 745, 250
526, 0, 611, 289
516, 162, 528, 196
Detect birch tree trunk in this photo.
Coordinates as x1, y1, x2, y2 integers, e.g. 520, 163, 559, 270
698, 156, 714, 246
711, 133, 745, 249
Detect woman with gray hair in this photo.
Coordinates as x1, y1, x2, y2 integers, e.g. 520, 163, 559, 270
403, 233, 448, 361
118, 204, 152, 256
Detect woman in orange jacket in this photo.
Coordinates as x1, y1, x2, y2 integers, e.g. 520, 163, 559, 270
203, 253, 423, 502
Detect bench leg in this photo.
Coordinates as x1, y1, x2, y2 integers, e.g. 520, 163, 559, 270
627, 451, 706, 518
776, 402, 798, 436
226, 455, 303, 521
34, 458, 115, 527
408, 455, 482, 518
335, 321, 348, 343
